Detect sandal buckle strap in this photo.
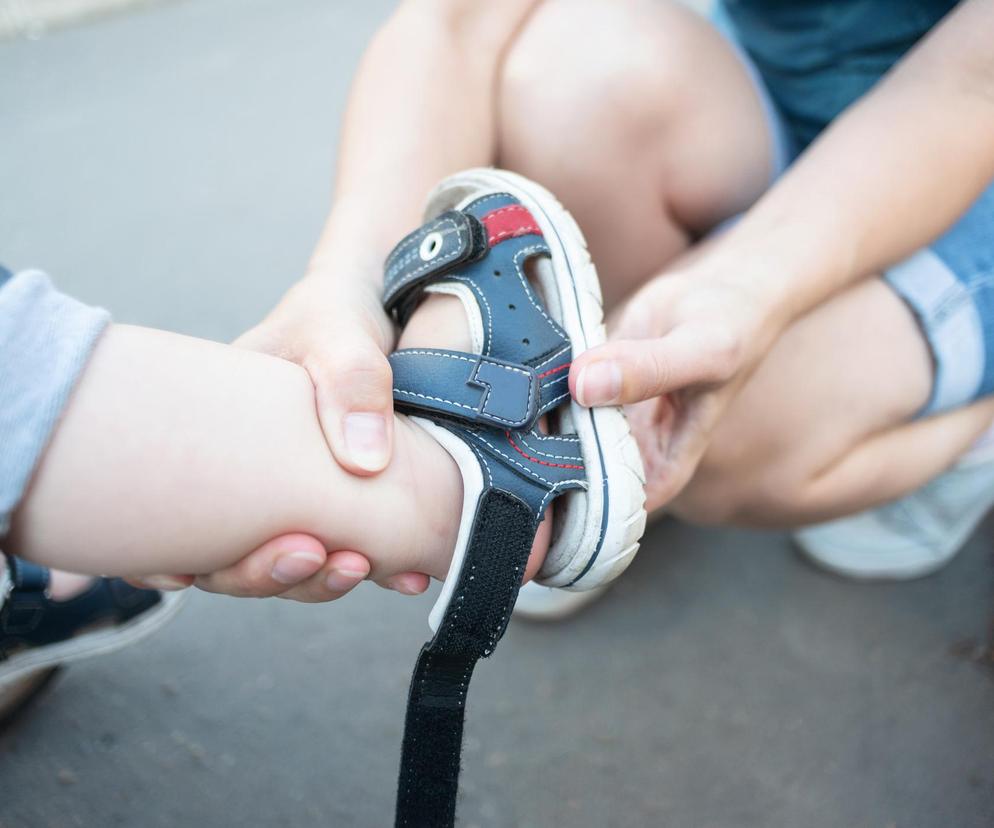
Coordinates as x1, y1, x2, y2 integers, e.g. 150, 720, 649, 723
383, 210, 488, 321
390, 348, 541, 430
7, 557, 50, 593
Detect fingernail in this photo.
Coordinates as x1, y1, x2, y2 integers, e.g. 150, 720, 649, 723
140, 575, 189, 592
389, 575, 427, 596
271, 551, 324, 585
343, 412, 389, 472
326, 567, 367, 592
576, 361, 622, 406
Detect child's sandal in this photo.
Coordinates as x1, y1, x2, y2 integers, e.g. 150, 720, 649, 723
385, 169, 646, 827
0, 557, 185, 689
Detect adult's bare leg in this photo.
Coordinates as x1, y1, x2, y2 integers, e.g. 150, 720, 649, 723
668, 277, 994, 526
491, 0, 993, 528
497, 0, 774, 308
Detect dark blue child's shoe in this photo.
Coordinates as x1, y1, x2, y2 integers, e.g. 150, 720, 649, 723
0, 555, 184, 690
386, 169, 646, 826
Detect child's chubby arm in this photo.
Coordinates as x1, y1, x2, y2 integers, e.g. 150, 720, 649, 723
9, 324, 462, 585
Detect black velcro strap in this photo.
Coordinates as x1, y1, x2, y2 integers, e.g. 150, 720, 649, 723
395, 489, 536, 828
395, 647, 473, 828
383, 210, 487, 321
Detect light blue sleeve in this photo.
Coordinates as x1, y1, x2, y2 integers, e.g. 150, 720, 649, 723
0, 269, 110, 537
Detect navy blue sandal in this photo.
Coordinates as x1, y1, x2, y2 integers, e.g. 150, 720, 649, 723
0, 555, 184, 688
385, 169, 646, 827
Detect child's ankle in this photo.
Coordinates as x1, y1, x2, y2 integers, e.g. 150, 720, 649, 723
392, 295, 552, 584
396, 294, 473, 352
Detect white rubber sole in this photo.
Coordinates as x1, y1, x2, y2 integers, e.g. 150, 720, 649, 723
512, 581, 610, 621
0, 589, 186, 687
426, 168, 647, 592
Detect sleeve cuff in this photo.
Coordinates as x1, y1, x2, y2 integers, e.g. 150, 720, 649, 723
0, 270, 111, 536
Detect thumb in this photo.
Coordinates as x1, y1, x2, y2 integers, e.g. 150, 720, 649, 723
307, 336, 395, 476
571, 325, 739, 406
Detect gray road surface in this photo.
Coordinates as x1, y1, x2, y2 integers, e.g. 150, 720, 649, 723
1, 1, 992, 826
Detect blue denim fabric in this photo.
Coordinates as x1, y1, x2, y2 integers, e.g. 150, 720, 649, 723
905, 184, 994, 410
717, 0, 957, 152
714, 0, 994, 414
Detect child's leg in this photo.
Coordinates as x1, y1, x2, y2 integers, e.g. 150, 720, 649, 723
11, 317, 547, 584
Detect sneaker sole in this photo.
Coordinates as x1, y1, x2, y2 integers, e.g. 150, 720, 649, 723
426, 169, 647, 592
796, 542, 957, 581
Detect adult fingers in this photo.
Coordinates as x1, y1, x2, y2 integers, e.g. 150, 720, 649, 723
193, 533, 331, 598
280, 569, 429, 601
378, 572, 431, 596
571, 324, 742, 407
125, 574, 194, 591
274, 549, 373, 603
304, 335, 396, 476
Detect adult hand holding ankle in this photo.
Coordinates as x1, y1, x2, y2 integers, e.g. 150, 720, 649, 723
237, 263, 395, 477
182, 0, 548, 601
231, 250, 431, 598
133, 232, 432, 601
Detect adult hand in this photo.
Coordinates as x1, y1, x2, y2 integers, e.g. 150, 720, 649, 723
237, 268, 396, 476
128, 534, 430, 602
131, 251, 433, 601
570, 266, 785, 511
127, 535, 371, 602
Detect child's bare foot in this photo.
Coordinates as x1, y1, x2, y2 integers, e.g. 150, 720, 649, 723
46, 569, 95, 601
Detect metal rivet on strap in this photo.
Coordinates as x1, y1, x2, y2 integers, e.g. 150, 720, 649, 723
419, 231, 444, 262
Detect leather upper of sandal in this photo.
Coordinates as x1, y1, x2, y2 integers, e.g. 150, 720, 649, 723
385, 193, 588, 534
387, 192, 597, 828
0, 557, 162, 659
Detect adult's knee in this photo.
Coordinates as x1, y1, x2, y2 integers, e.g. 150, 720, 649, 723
499, 0, 699, 168
498, 0, 712, 300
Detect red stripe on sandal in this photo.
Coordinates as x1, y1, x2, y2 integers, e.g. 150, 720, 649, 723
505, 431, 584, 470
481, 205, 543, 247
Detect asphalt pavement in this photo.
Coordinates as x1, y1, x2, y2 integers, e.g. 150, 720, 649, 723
1, 1, 992, 826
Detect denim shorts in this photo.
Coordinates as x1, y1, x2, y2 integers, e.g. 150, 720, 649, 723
714, 2, 994, 416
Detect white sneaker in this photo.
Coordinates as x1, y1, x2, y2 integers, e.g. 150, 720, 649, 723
512, 581, 609, 621
795, 443, 994, 580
